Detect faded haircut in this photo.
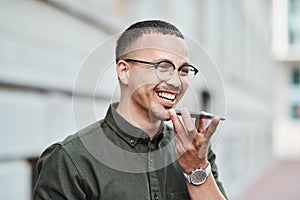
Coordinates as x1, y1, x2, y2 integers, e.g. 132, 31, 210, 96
115, 20, 184, 62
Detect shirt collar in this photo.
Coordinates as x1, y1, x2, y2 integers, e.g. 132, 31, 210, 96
104, 103, 165, 147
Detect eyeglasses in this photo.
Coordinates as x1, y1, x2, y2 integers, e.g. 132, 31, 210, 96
123, 59, 199, 81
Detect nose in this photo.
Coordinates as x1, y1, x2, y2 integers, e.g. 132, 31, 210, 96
166, 71, 181, 87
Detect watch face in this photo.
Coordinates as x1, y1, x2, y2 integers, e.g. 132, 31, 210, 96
191, 169, 207, 185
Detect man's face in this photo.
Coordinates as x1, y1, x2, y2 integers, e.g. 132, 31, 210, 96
121, 33, 190, 120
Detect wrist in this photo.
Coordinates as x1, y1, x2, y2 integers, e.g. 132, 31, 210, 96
183, 162, 212, 185
182, 159, 209, 174
198, 159, 209, 169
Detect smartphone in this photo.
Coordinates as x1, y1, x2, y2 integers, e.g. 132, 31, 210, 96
175, 110, 226, 121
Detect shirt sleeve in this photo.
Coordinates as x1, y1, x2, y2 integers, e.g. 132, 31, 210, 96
207, 146, 228, 199
33, 144, 86, 200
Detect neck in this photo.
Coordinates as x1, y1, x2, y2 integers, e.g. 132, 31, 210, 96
116, 101, 161, 139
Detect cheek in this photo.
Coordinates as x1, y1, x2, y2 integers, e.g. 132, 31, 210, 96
178, 80, 189, 100
130, 85, 158, 109
128, 69, 158, 93
131, 84, 155, 100
181, 78, 189, 90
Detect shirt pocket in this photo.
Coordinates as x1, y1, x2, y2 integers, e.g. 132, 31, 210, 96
167, 192, 190, 200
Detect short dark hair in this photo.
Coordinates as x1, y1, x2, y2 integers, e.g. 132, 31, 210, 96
116, 20, 184, 62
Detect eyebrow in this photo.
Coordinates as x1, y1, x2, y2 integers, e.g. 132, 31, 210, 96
154, 58, 192, 66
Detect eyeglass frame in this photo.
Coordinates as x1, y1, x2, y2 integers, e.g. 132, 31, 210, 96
123, 58, 199, 81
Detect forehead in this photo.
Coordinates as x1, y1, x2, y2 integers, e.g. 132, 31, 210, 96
127, 34, 189, 61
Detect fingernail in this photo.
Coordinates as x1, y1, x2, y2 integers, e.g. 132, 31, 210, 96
169, 109, 175, 116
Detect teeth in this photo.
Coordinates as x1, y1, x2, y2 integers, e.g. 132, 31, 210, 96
158, 92, 176, 101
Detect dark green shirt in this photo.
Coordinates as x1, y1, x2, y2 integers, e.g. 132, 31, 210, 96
34, 103, 226, 200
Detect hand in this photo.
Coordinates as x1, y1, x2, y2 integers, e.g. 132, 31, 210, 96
169, 108, 220, 173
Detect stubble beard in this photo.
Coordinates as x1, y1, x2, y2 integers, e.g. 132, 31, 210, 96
149, 103, 172, 121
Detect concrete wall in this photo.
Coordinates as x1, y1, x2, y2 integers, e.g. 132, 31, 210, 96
0, 1, 110, 199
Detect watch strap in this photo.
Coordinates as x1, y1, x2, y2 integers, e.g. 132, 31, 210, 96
183, 170, 191, 183
183, 162, 211, 184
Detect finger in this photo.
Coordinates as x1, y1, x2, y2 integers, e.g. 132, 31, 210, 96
180, 108, 197, 136
175, 136, 186, 157
169, 109, 185, 136
169, 109, 194, 149
196, 116, 205, 132
176, 130, 194, 150
192, 132, 203, 147
204, 117, 220, 139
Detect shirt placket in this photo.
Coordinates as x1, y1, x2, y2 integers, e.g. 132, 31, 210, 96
148, 141, 161, 200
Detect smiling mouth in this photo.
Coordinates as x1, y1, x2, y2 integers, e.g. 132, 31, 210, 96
157, 92, 176, 101
156, 91, 178, 108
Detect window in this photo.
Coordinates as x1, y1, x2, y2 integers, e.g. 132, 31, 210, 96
201, 90, 211, 111
288, 0, 300, 44
291, 67, 300, 85
291, 103, 300, 119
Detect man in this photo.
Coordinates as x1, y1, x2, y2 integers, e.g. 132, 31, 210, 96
34, 20, 227, 200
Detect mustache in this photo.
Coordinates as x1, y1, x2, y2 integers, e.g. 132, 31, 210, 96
155, 83, 181, 94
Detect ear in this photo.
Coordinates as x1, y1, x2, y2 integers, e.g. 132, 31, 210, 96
116, 60, 129, 85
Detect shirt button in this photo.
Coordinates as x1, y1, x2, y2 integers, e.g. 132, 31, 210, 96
150, 158, 153, 163
101, 123, 107, 128
130, 139, 135, 144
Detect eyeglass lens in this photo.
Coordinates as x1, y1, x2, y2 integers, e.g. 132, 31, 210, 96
156, 61, 194, 80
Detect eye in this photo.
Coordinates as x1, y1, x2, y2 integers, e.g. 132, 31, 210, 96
157, 61, 174, 72
179, 65, 191, 76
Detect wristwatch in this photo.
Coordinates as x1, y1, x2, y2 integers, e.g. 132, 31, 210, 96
183, 162, 211, 185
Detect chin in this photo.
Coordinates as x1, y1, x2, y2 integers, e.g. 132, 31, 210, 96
149, 104, 171, 121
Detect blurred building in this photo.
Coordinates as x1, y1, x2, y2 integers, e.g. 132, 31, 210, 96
0, 0, 274, 199
272, 0, 300, 159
